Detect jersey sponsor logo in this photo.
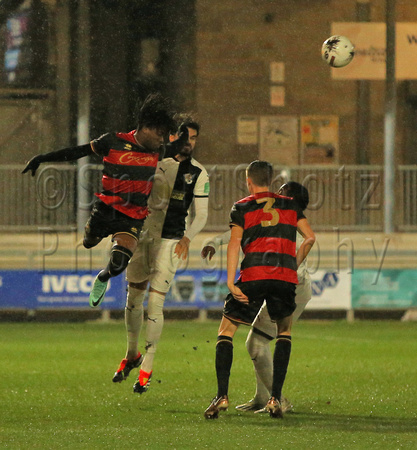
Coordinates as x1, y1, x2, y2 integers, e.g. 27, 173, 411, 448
119, 152, 156, 165
204, 181, 210, 194
184, 173, 195, 184
171, 190, 185, 201
42, 275, 111, 294
124, 143, 132, 150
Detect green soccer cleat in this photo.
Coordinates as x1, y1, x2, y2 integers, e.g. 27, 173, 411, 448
89, 275, 108, 308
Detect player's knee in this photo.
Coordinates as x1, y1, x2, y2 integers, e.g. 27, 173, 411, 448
83, 235, 102, 249
129, 280, 148, 291
108, 245, 133, 277
147, 291, 165, 317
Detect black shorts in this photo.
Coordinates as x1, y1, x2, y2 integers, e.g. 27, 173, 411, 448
223, 279, 296, 324
84, 200, 144, 241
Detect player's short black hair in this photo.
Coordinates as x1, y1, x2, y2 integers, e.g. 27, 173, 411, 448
279, 181, 309, 211
174, 113, 200, 136
246, 160, 273, 187
136, 93, 177, 133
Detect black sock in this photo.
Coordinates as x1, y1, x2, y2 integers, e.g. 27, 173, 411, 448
271, 335, 292, 400
98, 245, 133, 282
215, 335, 233, 398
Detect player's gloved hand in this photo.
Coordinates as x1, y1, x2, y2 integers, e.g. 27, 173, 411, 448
201, 245, 216, 261
22, 155, 44, 176
164, 124, 189, 158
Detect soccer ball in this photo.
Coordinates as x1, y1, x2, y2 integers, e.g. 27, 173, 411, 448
321, 35, 355, 68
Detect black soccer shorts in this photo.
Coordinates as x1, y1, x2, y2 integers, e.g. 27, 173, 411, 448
84, 199, 144, 241
223, 279, 296, 325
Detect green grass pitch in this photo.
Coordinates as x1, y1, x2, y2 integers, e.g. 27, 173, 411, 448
1, 319, 417, 449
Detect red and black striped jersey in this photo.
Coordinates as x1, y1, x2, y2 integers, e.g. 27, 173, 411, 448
90, 131, 159, 220
230, 191, 305, 284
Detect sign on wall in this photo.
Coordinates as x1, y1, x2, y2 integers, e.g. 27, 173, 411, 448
331, 22, 417, 80
259, 115, 298, 165
236, 115, 259, 145
300, 115, 339, 164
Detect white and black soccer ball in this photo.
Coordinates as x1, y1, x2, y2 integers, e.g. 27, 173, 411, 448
321, 35, 355, 68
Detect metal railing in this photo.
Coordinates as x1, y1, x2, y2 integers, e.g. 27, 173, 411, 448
1, 164, 417, 232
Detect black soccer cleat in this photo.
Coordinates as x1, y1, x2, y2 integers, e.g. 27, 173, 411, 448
133, 369, 152, 394
112, 353, 143, 383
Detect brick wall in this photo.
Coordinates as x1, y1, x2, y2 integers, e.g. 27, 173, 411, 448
193, 0, 417, 166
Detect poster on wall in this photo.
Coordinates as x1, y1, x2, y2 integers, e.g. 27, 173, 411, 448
236, 115, 258, 145
300, 115, 339, 164
270, 86, 285, 107
331, 22, 417, 80
270, 62, 285, 83
259, 115, 298, 165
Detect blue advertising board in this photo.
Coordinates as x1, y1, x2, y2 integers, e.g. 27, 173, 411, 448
0, 269, 230, 310
0, 270, 126, 309
1, 268, 358, 311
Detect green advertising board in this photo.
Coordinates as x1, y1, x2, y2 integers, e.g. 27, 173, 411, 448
352, 269, 417, 309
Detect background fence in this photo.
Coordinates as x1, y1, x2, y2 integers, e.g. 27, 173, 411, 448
1, 163, 417, 232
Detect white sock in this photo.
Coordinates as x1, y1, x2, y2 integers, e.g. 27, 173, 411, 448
125, 286, 146, 359
141, 290, 165, 373
246, 329, 273, 404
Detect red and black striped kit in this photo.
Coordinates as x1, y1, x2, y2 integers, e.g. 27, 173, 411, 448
91, 131, 159, 220
230, 192, 305, 284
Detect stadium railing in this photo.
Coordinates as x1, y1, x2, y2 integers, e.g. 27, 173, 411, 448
1, 164, 417, 232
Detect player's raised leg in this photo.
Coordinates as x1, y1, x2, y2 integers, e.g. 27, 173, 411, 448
90, 233, 136, 307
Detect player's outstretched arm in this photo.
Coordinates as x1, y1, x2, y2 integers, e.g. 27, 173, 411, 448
296, 218, 316, 268
22, 143, 93, 176
201, 229, 231, 260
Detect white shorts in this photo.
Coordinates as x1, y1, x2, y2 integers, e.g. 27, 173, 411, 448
126, 237, 180, 293
252, 273, 312, 338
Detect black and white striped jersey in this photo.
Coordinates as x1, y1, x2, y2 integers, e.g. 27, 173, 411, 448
144, 156, 210, 240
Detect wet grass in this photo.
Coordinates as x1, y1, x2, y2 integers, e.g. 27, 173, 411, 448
1, 320, 417, 449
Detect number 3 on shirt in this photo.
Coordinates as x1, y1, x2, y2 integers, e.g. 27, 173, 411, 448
256, 197, 279, 227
